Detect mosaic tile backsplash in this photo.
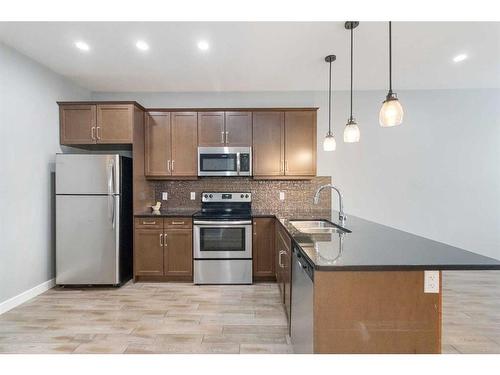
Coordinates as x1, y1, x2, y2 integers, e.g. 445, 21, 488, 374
151, 176, 332, 215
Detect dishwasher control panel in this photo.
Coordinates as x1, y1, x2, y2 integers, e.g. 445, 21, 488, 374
293, 244, 314, 282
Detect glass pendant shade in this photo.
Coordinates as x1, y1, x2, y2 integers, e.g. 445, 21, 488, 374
379, 95, 404, 127
323, 133, 336, 151
343, 119, 360, 143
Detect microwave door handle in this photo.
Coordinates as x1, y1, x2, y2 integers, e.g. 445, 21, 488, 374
236, 152, 241, 175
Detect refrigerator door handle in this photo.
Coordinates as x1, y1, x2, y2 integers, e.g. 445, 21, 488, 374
107, 158, 116, 195
108, 195, 114, 228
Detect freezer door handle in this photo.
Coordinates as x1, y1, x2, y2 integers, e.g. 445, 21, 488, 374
107, 158, 116, 194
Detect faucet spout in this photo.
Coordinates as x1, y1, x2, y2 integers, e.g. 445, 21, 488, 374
313, 184, 346, 225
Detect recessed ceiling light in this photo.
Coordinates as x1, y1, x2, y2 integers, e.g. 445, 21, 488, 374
136, 40, 149, 51
74, 41, 90, 51
453, 53, 468, 63
197, 40, 209, 51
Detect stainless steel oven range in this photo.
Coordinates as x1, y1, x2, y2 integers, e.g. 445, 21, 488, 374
193, 192, 253, 284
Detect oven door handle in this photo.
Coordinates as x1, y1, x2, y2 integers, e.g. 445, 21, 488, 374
193, 220, 252, 226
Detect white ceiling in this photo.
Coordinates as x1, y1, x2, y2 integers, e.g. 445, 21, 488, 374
0, 22, 499, 92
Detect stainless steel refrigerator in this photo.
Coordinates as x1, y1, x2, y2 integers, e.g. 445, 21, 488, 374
55, 154, 132, 286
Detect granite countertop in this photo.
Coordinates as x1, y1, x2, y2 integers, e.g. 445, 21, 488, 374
276, 210, 500, 271
134, 209, 198, 217
133, 207, 500, 271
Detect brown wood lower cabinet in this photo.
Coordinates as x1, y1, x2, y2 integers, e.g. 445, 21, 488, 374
164, 228, 193, 279
275, 221, 292, 331
252, 218, 276, 281
134, 217, 193, 281
134, 228, 164, 276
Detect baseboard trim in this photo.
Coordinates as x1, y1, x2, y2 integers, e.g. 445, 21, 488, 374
0, 278, 55, 315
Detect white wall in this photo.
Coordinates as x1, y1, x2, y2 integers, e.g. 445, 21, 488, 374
93, 89, 500, 260
0, 43, 90, 305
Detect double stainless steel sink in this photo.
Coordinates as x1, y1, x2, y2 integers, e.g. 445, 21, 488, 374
289, 219, 349, 234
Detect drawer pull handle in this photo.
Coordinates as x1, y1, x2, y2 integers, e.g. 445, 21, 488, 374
142, 221, 156, 225
160, 233, 163, 246
171, 221, 185, 225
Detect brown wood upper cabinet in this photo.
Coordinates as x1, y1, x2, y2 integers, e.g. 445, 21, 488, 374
253, 110, 317, 178
224, 112, 252, 146
253, 112, 285, 177
252, 218, 276, 281
59, 105, 96, 144
145, 112, 171, 177
145, 112, 198, 178
284, 111, 316, 176
97, 104, 133, 143
198, 111, 252, 147
59, 103, 135, 145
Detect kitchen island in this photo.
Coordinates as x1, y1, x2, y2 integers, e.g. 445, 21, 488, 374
257, 209, 500, 354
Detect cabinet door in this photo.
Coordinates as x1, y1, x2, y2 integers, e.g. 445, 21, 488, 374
198, 111, 225, 146
171, 112, 198, 176
252, 112, 284, 177
253, 218, 276, 281
134, 228, 164, 276
59, 104, 96, 144
164, 228, 193, 278
284, 111, 316, 176
225, 111, 252, 146
96, 104, 133, 144
145, 112, 171, 177
275, 223, 285, 302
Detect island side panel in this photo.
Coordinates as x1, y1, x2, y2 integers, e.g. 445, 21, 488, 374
313, 270, 442, 354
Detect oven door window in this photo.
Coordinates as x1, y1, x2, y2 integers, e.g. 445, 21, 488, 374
200, 154, 237, 172
200, 227, 245, 252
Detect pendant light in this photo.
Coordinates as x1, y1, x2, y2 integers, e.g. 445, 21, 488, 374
344, 21, 360, 143
379, 21, 404, 127
323, 54, 337, 151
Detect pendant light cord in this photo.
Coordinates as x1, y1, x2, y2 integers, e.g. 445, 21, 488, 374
349, 25, 353, 121
328, 59, 332, 134
389, 21, 393, 94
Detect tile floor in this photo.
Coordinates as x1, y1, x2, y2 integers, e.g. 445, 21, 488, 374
0, 271, 499, 354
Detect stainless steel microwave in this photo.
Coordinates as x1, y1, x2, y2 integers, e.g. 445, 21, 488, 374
198, 147, 252, 176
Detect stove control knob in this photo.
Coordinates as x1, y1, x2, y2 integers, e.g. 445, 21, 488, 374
245, 194, 249, 198
204, 194, 208, 199
209, 194, 213, 198
240, 194, 244, 198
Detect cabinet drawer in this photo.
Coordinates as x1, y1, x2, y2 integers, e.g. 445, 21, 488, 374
135, 218, 163, 229
164, 217, 192, 229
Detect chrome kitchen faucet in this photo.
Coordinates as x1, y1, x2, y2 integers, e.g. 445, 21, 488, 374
313, 184, 346, 225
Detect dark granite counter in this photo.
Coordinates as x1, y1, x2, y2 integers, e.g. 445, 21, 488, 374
261, 209, 500, 271
134, 209, 198, 218
133, 207, 500, 271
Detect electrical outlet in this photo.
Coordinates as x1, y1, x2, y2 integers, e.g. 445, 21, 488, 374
424, 271, 440, 293
190, 192, 196, 200
279, 191, 285, 201
162, 192, 168, 201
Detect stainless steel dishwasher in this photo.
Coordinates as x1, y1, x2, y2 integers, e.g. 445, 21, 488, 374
291, 243, 314, 354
